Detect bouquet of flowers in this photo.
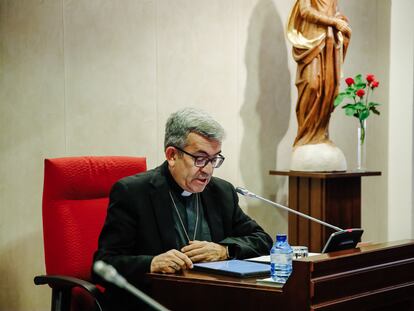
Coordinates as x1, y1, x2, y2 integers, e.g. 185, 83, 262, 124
334, 74, 381, 145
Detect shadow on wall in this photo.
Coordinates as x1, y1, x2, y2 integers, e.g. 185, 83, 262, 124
240, 0, 291, 236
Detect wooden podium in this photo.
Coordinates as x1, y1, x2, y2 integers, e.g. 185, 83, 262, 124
147, 240, 414, 310
269, 170, 381, 252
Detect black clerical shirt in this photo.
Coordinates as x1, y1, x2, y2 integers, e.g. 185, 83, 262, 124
164, 163, 212, 249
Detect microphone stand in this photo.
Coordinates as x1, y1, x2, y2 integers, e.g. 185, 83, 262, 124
236, 187, 343, 231
236, 187, 363, 253
94, 261, 170, 311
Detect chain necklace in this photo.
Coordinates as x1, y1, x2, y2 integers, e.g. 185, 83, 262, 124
169, 191, 199, 242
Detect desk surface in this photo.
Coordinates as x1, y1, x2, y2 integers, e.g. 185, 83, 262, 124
149, 240, 410, 288
147, 240, 414, 311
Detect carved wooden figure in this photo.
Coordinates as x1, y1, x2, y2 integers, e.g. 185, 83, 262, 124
287, 0, 351, 171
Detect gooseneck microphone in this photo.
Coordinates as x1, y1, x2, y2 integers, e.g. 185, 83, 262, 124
236, 187, 343, 232
93, 261, 170, 311
236, 187, 364, 253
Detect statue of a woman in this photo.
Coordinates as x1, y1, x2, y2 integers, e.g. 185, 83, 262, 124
287, 0, 351, 170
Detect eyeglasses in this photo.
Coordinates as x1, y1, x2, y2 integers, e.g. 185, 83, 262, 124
173, 146, 225, 168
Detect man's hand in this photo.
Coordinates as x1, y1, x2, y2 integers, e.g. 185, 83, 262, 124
150, 249, 193, 274
181, 240, 228, 263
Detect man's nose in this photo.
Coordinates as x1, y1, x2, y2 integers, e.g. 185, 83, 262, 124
200, 160, 214, 174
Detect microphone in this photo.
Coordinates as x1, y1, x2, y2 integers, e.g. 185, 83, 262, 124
93, 261, 170, 311
236, 187, 343, 232
236, 187, 364, 253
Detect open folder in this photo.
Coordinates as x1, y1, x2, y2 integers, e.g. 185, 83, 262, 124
193, 259, 270, 278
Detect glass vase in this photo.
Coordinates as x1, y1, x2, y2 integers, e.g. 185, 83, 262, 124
357, 120, 367, 171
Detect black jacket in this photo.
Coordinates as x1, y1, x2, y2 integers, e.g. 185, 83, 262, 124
93, 161, 272, 310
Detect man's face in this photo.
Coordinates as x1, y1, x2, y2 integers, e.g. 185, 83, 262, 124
166, 132, 222, 193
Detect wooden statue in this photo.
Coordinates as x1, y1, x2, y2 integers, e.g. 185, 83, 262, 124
287, 0, 351, 171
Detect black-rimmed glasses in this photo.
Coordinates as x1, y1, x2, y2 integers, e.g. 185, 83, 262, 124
173, 146, 225, 168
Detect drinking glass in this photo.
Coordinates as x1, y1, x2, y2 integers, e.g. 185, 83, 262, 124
292, 246, 308, 259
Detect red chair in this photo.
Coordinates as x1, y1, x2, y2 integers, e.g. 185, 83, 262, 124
34, 156, 147, 311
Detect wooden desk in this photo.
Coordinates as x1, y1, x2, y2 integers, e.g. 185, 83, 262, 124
269, 170, 381, 252
147, 240, 414, 311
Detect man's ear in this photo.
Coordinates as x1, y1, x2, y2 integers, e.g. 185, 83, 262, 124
165, 146, 177, 166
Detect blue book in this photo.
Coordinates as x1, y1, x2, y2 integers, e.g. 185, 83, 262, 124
193, 259, 270, 278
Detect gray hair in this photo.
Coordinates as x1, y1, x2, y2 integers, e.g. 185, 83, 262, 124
164, 107, 225, 149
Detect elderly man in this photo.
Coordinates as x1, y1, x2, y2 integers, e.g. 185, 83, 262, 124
93, 108, 272, 310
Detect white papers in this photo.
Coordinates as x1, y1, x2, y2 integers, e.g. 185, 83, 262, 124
246, 252, 320, 263
256, 277, 284, 287
246, 255, 271, 263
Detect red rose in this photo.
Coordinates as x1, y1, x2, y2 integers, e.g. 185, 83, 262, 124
356, 89, 365, 97
366, 74, 375, 83
371, 80, 379, 88
345, 77, 354, 86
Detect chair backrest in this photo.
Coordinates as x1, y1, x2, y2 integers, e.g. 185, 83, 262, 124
42, 156, 147, 280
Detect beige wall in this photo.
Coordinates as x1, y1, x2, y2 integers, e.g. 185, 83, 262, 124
1, 0, 410, 310
388, 0, 414, 240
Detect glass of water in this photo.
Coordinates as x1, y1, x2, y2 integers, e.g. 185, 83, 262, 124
292, 246, 308, 259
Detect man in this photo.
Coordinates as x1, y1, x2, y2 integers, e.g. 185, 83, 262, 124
93, 108, 273, 310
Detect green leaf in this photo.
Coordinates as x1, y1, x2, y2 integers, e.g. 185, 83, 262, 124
355, 103, 365, 110
371, 107, 381, 115
345, 90, 355, 96
355, 83, 367, 89
334, 93, 346, 107
345, 107, 356, 116
355, 74, 363, 84
342, 103, 355, 109
368, 102, 381, 107
359, 109, 370, 121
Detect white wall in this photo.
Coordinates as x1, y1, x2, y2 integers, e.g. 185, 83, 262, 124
0, 1, 408, 310
388, 0, 414, 240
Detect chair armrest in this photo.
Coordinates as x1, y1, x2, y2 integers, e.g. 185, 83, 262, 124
34, 275, 104, 311
34, 275, 101, 297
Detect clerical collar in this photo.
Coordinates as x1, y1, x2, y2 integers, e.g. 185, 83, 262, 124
181, 190, 192, 197
163, 161, 194, 197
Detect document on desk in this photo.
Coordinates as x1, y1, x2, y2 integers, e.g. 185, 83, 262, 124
193, 259, 270, 278
256, 277, 285, 287
246, 253, 320, 263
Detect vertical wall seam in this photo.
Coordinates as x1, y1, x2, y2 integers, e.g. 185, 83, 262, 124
155, 0, 159, 164
235, 0, 240, 185
62, 0, 67, 154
